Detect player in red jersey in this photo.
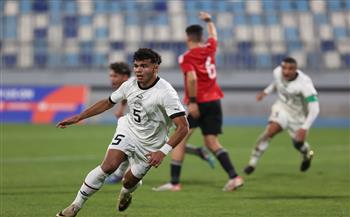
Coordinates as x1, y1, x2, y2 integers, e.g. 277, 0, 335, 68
153, 12, 243, 192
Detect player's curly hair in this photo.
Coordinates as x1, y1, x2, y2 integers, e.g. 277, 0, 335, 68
133, 48, 162, 65
109, 62, 131, 77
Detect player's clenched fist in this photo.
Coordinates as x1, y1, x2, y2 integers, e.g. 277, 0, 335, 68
56, 115, 81, 128
199, 11, 211, 20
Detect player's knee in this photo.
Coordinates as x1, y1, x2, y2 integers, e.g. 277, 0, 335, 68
101, 161, 119, 174
266, 122, 282, 138
122, 178, 131, 188
266, 128, 279, 138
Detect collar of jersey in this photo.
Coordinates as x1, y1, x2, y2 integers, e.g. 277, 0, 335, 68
137, 76, 160, 90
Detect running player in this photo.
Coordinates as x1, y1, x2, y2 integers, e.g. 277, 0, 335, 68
56, 48, 189, 216
244, 57, 320, 175
105, 62, 214, 184
153, 12, 243, 192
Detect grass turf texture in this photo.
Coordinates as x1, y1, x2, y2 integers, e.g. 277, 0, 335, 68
1, 124, 349, 217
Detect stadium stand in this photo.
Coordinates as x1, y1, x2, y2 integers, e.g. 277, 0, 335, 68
0, 0, 349, 71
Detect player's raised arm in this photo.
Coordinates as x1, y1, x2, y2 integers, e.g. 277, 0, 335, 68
56, 98, 115, 128
199, 11, 217, 40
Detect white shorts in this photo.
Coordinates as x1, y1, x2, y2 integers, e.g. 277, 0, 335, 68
107, 128, 152, 179
268, 103, 305, 138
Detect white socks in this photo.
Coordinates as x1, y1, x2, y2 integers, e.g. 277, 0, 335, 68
72, 166, 108, 208
249, 136, 270, 167
120, 180, 142, 196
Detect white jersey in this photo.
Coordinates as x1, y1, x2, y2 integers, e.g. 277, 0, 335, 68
272, 66, 318, 121
109, 76, 185, 148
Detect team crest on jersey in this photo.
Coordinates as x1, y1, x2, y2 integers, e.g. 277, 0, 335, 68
134, 100, 142, 109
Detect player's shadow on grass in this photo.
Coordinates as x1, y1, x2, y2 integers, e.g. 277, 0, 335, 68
244, 195, 348, 200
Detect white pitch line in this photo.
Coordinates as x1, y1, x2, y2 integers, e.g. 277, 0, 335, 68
1, 155, 100, 163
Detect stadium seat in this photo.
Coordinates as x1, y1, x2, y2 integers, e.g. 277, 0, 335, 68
266, 14, 279, 25
2, 54, 17, 67
256, 54, 272, 68
63, 0, 77, 14
327, 0, 342, 11
154, 1, 167, 12
295, 0, 309, 12
34, 28, 47, 39
342, 54, 350, 66
34, 53, 47, 67
65, 53, 79, 66
20, 0, 31, 13
0, 0, 348, 70
334, 27, 348, 39
32, 0, 48, 12
3, 16, 17, 39
95, 1, 108, 13
321, 40, 336, 52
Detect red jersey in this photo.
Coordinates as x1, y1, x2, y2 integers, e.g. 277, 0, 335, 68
178, 38, 224, 104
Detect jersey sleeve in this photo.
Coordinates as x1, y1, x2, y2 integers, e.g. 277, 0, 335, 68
162, 87, 186, 119
301, 78, 318, 102
178, 54, 195, 73
109, 81, 127, 104
205, 37, 217, 54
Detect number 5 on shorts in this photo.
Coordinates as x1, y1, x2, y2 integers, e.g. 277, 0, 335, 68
112, 134, 125, 145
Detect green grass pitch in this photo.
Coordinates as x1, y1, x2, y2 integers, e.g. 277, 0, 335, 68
1, 124, 349, 217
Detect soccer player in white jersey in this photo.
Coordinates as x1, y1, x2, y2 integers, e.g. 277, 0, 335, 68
244, 57, 320, 175
55, 48, 189, 217
106, 62, 214, 185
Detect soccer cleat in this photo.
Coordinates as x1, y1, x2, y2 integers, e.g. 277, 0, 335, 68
56, 204, 80, 217
243, 165, 255, 175
152, 183, 182, 192
222, 176, 244, 192
118, 192, 132, 212
104, 174, 123, 184
198, 147, 216, 169
300, 150, 314, 172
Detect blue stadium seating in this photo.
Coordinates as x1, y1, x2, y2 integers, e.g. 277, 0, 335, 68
0, 0, 349, 70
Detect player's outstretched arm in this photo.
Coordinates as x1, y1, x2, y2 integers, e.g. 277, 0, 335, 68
146, 116, 189, 167
199, 11, 217, 40
57, 98, 115, 128
257, 82, 276, 101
